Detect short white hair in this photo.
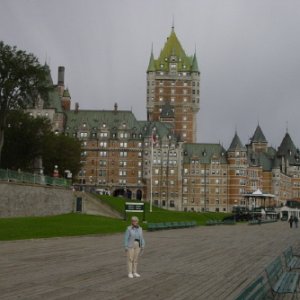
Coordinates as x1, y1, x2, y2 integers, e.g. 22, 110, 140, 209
131, 216, 139, 222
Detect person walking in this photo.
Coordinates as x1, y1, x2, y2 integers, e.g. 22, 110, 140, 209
124, 216, 145, 278
289, 215, 294, 229
294, 216, 298, 228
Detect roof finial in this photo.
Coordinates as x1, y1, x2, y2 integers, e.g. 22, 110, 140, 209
286, 121, 289, 133
151, 42, 153, 54
172, 15, 175, 32
235, 124, 238, 134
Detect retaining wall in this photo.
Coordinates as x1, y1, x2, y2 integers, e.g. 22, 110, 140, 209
0, 182, 75, 217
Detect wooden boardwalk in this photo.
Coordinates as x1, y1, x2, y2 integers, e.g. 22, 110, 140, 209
0, 221, 299, 300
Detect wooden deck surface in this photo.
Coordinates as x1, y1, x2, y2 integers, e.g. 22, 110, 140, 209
0, 221, 299, 299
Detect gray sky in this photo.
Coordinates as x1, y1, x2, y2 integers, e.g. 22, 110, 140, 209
1, 0, 300, 149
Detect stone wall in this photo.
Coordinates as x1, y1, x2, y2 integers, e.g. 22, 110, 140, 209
0, 182, 75, 217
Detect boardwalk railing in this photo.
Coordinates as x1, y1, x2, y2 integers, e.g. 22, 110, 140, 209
0, 168, 71, 188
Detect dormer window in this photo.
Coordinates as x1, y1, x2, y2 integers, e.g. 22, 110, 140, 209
83, 123, 87, 128
170, 63, 177, 70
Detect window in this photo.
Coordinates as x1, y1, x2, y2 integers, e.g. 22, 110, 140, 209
119, 161, 127, 167
100, 151, 107, 157
120, 142, 128, 148
183, 116, 187, 121
170, 200, 175, 207
154, 180, 159, 185
119, 170, 127, 176
120, 151, 128, 157
99, 160, 107, 166
154, 169, 159, 174
100, 142, 107, 147
80, 132, 88, 138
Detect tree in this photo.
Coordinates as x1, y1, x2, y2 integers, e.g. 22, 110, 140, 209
42, 134, 82, 178
1, 111, 52, 171
0, 41, 50, 163
1, 111, 82, 178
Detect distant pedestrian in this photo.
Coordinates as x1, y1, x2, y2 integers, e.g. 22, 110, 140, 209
294, 216, 298, 228
289, 216, 294, 228
124, 216, 145, 278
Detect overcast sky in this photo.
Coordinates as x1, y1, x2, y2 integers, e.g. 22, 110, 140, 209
1, 0, 300, 149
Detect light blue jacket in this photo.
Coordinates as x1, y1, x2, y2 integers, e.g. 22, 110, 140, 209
124, 226, 145, 249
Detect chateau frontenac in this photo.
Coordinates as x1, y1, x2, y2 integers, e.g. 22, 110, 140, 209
28, 27, 300, 212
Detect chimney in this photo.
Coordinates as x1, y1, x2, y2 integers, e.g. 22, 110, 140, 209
58, 66, 65, 86
75, 102, 79, 113
114, 103, 118, 112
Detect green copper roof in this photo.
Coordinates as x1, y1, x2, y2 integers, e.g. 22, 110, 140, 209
148, 29, 198, 73
64, 110, 176, 141
183, 143, 227, 164
147, 51, 156, 72
63, 89, 71, 98
251, 125, 267, 143
42, 64, 63, 113
160, 102, 174, 119
191, 53, 199, 73
228, 132, 246, 151
277, 132, 297, 157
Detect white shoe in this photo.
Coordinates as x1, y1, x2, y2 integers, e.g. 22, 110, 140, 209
128, 273, 134, 278
133, 273, 141, 277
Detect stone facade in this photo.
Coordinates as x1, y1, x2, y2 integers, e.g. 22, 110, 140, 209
0, 182, 74, 217
31, 27, 300, 213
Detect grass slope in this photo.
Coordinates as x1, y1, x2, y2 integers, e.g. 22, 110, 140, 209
99, 195, 231, 225
0, 195, 231, 241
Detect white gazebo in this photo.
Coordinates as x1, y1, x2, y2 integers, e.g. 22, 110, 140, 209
243, 189, 275, 209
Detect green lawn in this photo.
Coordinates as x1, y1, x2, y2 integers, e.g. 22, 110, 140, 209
0, 195, 232, 241
0, 213, 127, 241
99, 195, 231, 225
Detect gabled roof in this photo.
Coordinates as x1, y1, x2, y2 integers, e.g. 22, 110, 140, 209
160, 102, 174, 119
251, 125, 267, 143
158, 29, 187, 62
63, 89, 71, 98
183, 143, 227, 164
148, 28, 198, 73
228, 132, 246, 151
277, 132, 297, 156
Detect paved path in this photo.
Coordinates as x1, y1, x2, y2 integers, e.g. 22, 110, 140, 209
0, 222, 299, 300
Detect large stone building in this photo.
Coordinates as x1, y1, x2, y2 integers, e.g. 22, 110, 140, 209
146, 26, 200, 143
31, 27, 300, 212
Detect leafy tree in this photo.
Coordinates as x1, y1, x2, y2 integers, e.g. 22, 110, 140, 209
0, 41, 50, 163
42, 134, 82, 178
1, 111, 52, 171
1, 111, 82, 179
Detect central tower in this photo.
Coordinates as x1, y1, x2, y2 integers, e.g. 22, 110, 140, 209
146, 26, 200, 143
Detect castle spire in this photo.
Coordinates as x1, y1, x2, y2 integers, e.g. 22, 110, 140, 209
147, 45, 156, 72
171, 15, 175, 32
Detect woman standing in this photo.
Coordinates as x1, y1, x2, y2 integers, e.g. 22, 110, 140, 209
124, 216, 145, 278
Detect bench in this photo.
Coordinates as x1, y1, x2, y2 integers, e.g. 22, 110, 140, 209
147, 221, 197, 231
265, 256, 299, 298
205, 220, 224, 226
234, 276, 272, 300
283, 246, 300, 271
249, 219, 277, 225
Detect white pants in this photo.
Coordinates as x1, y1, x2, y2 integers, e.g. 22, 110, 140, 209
127, 241, 141, 274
